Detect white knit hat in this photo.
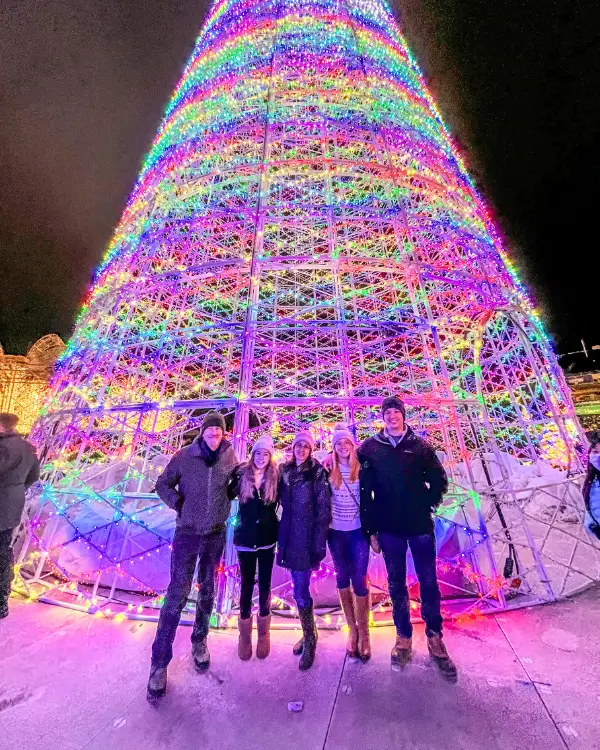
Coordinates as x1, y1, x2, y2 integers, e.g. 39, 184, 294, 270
291, 430, 315, 452
252, 434, 274, 455
331, 423, 355, 449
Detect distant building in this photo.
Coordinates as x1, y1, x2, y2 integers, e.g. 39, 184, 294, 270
566, 370, 600, 433
0, 335, 65, 434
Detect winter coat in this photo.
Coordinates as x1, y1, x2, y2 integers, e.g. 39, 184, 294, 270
228, 465, 279, 550
0, 431, 40, 532
358, 427, 448, 537
155, 437, 238, 535
584, 476, 600, 524
277, 457, 332, 572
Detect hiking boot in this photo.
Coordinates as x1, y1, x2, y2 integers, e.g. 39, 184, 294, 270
391, 635, 413, 668
298, 606, 317, 671
256, 614, 271, 659
192, 637, 211, 673
338, 587, 359, 659
147, 666, 167, 700
427, 634, 458, 681
354, 594, 372, 663
238, 616, 253, 661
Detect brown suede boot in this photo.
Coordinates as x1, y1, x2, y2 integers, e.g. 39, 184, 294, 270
238, 616, 253, 661
391, 635, 413, 668
354, 594, 372, 663
338, 587, 359, 659
427, 634, 457, 681
256, 614, 271, 659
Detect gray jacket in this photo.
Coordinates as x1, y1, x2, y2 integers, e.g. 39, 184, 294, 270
155, 437, 238, 535
0, 431, 40, 532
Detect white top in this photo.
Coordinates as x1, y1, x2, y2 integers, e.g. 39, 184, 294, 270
330, 464, 361, 531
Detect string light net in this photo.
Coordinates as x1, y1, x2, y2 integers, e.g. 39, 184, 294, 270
21, 0, 599, 622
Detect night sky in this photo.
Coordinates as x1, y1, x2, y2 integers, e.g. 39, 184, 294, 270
1, 0, 599, 364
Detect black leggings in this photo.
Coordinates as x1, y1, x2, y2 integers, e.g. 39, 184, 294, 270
237, 547, 276, 619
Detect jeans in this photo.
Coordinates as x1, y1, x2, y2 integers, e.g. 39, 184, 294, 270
328, 528, 369, 596
237, 546, 276, 619
378, 531, 442, 638
0, 529, 14, 606
151, 527, 226, 668
290, 569, 313, 609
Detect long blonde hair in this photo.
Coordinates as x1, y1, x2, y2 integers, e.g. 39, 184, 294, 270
238, 455, 279, 504
329, 442, 360, 490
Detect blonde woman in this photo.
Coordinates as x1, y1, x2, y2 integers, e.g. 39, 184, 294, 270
327, 424, 371, 662
228, 435, 279, 660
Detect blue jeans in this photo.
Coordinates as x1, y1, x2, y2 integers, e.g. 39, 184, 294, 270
290, 570, 313, 609
328, 528, 369, 596
151, 527, 226, 668
378, 531, 442, 638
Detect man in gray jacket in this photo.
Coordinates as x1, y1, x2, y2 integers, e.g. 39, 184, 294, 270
0, 413, 40, 619
147, 411, 237, 699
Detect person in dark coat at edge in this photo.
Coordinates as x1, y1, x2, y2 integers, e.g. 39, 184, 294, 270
359, 396, 457, 680
0, 413, 40, 620
147, 411, 238, 700
228, 434, 279, 661
277, 430, 332, 671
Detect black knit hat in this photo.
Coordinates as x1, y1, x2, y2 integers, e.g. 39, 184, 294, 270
381, 396, 406, 419
200, 411, 226, 434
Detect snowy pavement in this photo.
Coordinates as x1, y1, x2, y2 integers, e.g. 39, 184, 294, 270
1, 587, 599, 750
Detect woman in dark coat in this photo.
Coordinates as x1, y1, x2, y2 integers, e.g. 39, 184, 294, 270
277, 430, 332, 670
228, 434, 279, 660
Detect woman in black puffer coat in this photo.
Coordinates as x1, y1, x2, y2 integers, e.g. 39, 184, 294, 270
277, 430, 332, 671
229, 434, 279, 661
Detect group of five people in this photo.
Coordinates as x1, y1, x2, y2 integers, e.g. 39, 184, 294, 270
148, 396, 457, 699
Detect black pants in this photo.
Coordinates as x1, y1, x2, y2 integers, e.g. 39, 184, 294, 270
151, 527, 226, 668
237, 547, 276, 619
0, 528, 14, 606
379, 531, 443, 638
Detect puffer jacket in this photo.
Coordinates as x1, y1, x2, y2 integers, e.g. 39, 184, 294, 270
359, 426, 448, 536
155, 437, 238, 535
277, 458, 332, 572
0, 431, 40, 532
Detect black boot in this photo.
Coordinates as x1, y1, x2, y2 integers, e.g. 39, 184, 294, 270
147, 665, 167, 700
192, 637, 211, 673
298, 606, 317, 671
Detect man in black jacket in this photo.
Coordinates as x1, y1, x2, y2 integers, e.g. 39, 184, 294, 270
0, 413, 40, 619
147, 411, 238, 700
359, 397, 457, 680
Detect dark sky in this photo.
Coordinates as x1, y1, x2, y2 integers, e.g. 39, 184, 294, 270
1, 0, 599, 363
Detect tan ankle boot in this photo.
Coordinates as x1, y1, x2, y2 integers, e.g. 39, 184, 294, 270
427, 634, 457, 681
338, 587, 359, 659
238, 616, 253, 661
354, 594, 372, 663
391, 635, 412, 668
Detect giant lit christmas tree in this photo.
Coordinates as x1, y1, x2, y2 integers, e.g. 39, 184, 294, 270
22, 0, 599, 621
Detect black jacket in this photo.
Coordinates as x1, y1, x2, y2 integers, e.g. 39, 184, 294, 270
358, 427, 448, 536
228, 467, 279, 550
277, 458, 332, 572
155, 437, 238, 535
0, 431, 40, 532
